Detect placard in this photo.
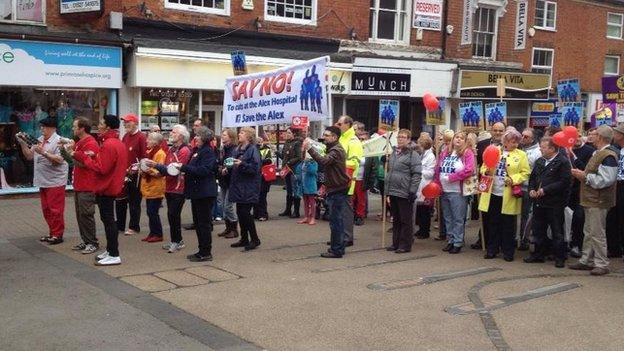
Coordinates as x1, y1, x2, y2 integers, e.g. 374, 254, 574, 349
379, 99, 400, 131
459, 101, 484, 131
231, 50, 247, 76
560, 102, 583, 127
602, 75, 624, 103
549, 113, 563, 128
557, 78, 580, 102
485, 102, 507, 129
591, 102, 616, 127
426, 98, 446, 125
413, 0, 443, 31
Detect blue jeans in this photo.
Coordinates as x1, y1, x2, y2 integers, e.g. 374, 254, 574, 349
221, 187, 237, 222
145, 198, 163, 237
326, 191, 348, 255
441, 192, 468, 247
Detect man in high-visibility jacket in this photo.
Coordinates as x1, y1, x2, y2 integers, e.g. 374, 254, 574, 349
336, 115, 364, 246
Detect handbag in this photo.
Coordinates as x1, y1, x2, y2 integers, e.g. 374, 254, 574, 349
511, 183, 523, 198
262, 164, 277, 182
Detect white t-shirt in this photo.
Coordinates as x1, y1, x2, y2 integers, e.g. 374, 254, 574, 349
439, 151, 464, 193
492, 150, 509, 196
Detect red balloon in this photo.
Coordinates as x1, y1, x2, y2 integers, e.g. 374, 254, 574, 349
553, 131, 569, 147
563, 126, 578, 138
422, 182, 442, 199
423, 93, 440, 112
483, 145, 501, 169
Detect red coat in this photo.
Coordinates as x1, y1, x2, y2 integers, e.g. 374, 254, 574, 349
72, 134, 100, 192
122, 130, 147, 168
74, 130, 128, 197
164, 144, 192, 194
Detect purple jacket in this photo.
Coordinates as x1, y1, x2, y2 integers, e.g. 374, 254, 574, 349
433, 148, 476, 192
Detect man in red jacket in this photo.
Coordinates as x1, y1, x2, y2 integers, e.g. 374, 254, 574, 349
72, 115, 128, 266
116, 114, 147, 236
67, 117, 100, 254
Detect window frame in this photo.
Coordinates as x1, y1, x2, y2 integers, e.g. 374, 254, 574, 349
0, 0, 46, 25
534, 0, 557, 31
368, 0, 412, 45
607, 12, 624, 40
604, 55, 620, 76
264, 0, 318, 26
472, 6, 499, 60
164, 0, 231, 16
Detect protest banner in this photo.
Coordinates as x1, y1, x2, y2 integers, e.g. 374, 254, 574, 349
459, 101, 484, 132
290, 116, 309, 129
591, 101, 616, 127
602, 75, 624, 103
560, 102, 583, 127
549, 113, 563, 128
231, 50, 247, 76
484, 102, 507, 129
223, 57, 329, 127
557, 78, 580, 102
379, 99, 400, 131
362, 132, 398, 157
426, 98, 445, 125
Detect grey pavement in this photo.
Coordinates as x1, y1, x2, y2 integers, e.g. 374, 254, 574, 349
2, 187, 624, 351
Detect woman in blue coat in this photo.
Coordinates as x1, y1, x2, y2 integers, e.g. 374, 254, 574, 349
229, 127, 262, 251
179, 127, 218, 262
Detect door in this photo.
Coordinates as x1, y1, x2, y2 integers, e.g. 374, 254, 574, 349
202, 105, 222, 133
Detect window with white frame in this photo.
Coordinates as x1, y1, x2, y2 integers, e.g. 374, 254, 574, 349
535, 0, 556, 30
473, 7, 497, 59
605, 55, 620, 76
607, 13, 623, 39
0, 0, 45, 24
531, 48, 554, 76
265, 0, 316, 24
165, 0, 229, 16
369, 0, 411, 44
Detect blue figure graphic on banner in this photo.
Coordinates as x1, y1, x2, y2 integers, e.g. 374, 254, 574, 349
549, 113, 563, 128
459, 101, 484, 129
299, 65, 322, 113
485, 102, 507, 129
231, 51, 247, 75
557, 79, 580, 102
379, 100, 399, 129
560, 102, 583, 127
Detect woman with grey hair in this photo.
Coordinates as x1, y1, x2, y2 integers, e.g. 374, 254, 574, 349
140, 132, 167, 243
479, 129, 530, 261
179, 126, 218, 261
151, 124, 192, 253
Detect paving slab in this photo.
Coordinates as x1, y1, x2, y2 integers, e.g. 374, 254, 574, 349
155, 270, 210, 287
121, 274, 177, 292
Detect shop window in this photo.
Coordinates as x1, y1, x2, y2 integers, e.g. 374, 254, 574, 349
165, 0, 229, 16
0, 0, 45, 24
140, 89, 199, 133
607, 13, 623, 39
369, 0, 411, 44
265, 0, 316, 25
535, 0, 556, 31
531, 48, 554, 76
472, 7, 497, 59
604, 55, 620, 76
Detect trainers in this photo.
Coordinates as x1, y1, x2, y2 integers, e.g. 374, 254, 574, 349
168, 241, 186, 253
72, 243, 86, 251
95, 251, 109, 261
124, 229, 138, 236
95, 256, 121, 266
590, 267, 609, 276
162, 242, 172, 250
146, 236, 163, 243
81, 244, 98, 255
569, 247, 582, 258
568, 262, 594, 271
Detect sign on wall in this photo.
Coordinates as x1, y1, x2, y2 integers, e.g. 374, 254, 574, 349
460, 70, 551, 100
329, 70, 350, 95
514, 0, 528, 50
461, 0, 475, 45
222, 57, 329, 127
413, 0, 443, 31
351, 70, 411, 96
0, 39, 122, 89
60, 0, 103, 14
17, 0, 43, 21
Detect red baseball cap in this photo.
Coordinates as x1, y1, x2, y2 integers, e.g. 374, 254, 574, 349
121, 114, 139, 123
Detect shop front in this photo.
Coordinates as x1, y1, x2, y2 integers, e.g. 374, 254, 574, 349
0, 39, 122, 194
456, 69, 551, 131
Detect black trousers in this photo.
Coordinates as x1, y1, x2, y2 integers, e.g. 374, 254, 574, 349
532, 205, 566, 260
606, 181, 624, 257
253, 181, 270, 218
191, 197, 215, 256
567, 188, 584, 249
390, 196, 414, 251
486, 195, 516, 258
116, 176, 142, 232
237, 203, 259, 244
415, 204, 432, 237
166, 193, 186, 243
97, 195, 119, 257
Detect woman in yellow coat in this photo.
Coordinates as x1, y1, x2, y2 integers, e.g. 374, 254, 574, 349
479, 129, 530, 261
141, 132, 167, 243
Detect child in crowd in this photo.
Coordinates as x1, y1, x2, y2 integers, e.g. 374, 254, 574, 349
297, 150, 319, 225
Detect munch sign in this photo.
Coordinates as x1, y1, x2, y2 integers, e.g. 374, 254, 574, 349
351, 72, 411, 96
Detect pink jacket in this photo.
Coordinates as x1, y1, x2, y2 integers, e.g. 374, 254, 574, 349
433, 148, 476, 192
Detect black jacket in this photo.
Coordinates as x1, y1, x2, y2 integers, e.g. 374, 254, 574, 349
180, 144, 218, 200
228, 144, 262, 204
529, 152, 572, 208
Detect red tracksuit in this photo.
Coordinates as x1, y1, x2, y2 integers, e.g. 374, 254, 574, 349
72, 135, 100, 192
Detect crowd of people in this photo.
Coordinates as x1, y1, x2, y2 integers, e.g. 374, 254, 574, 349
19, 113, 624, 274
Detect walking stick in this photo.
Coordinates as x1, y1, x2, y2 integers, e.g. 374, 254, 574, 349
381, 132, 394, 248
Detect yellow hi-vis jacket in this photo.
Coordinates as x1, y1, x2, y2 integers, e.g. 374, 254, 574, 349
339, 127, 364, 195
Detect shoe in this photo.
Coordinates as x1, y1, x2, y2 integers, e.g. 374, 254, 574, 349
183, 224, 195, 230
590, 267, 609, 276
354, 217, 364, 226
442, 243, 453, 252
231, 240, 249, 248
186, 252, 200, 259
568, 262, 594, 271
523, 256, 545, 263
503, 256, 514, 262
40, 235, 52, 242
555, 260, 565, 268
434, 235, 447, 241
124, 229, 138, 236
386, 246, 397, 251
244, 241, 261, 251
345, 241, 353, 247
47, 237, 64, 245
168, 241, 185, 253
308, 219, 316, 225
146, 236, 163, 243
95, 256, 121, 266
224, 228, 239, 239
189, 254, 212, 262
484, 253, 496, 259
162, 242, 172, 250
297, 218, 310, 224
141, 235, 151, 242
258, 217, 268, 222
518, 242, 530, 251
470, 241, 482, 250
81, 244, 98, 254
320, 251, 342, 258
395, 248, 411, 254
569, 247, 582, 258
214, 217, 223, 222
448, 246, 462, 254
96, 251, 109, 260
217, 221, 231, 237
72, 243, 86, 251
278, 211, 291, 217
